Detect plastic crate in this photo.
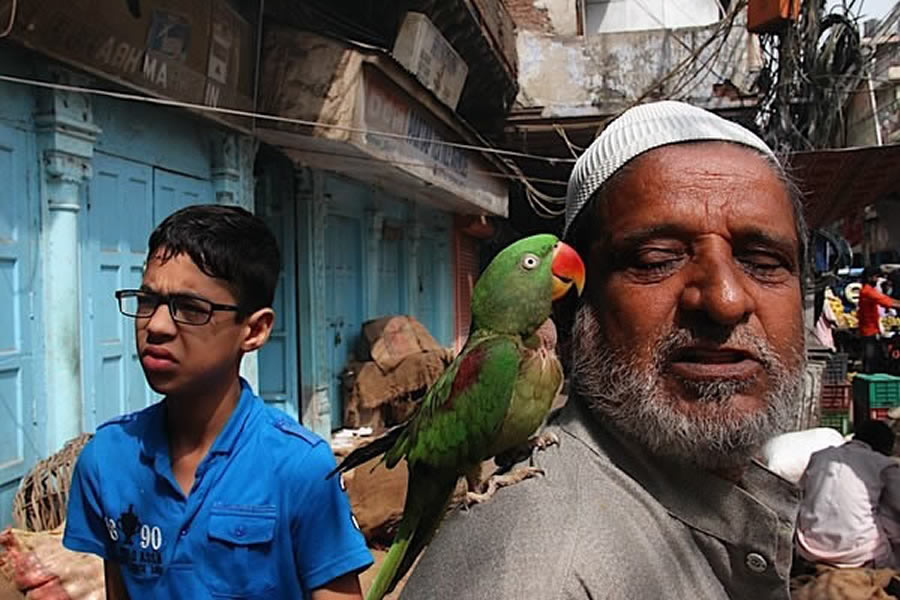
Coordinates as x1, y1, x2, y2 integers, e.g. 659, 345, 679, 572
871, 408, 892, 421
823, 353, 849, 385
820, 383, 852, 411
819, 411, 851, 435
853, 374, 900, 408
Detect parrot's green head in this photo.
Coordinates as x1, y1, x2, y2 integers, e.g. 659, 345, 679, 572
471, 233, 585, 337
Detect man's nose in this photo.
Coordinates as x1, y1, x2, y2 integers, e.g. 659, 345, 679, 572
679, 245, 755, 326
143, 301, 178, 335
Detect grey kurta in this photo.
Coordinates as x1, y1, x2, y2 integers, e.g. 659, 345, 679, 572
399, 398, 799, 600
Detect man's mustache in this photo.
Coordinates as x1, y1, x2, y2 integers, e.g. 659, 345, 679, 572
654, 326, 775, 372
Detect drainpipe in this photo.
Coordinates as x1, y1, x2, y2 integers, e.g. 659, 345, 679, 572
35, 71, 100, 450
867, 75, 884, 146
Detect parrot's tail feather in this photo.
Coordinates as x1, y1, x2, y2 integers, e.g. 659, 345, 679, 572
364, 471, 457, 600
365, 518, 415, 600
390, 483, 454, 591
327, 425, 406, 479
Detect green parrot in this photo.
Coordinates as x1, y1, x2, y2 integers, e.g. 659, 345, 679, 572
329, 233, 585, 600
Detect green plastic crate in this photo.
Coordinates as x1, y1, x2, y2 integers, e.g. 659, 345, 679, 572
853, 373, 900, 408
819, 411, 851, 435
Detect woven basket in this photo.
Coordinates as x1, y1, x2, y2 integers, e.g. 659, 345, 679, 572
11, 434, 92, 532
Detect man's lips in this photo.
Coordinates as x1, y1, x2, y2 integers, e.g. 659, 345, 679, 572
667, 346, 762, 380
141, 347, 177, 370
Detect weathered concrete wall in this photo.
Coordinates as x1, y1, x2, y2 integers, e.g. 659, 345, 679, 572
514, 7, 757, 113
536, 0, 579, 35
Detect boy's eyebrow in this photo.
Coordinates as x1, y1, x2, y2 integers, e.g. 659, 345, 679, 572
138, 284, 213, 300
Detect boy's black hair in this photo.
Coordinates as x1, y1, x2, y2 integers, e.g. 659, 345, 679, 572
854, 420, 895, 456
147, 204, 281, 319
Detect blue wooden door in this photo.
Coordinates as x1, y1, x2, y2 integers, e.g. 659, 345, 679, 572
416, 228, 451, 345
324, 214, 362, 428
375, 232, 404, 318
256, 167, 299, 418
0, 122, 39, 525
82, 153, 156, 430
153, 169, 213, 224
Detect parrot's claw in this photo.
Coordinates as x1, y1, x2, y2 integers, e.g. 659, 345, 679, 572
531, 431, 560, 451
463, 466, 545, 506
494, 431, 560, 472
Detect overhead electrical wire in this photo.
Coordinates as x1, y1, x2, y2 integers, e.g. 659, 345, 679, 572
0, 73, 575, 166
514, 0, 750, 218
272, 145, 569, 187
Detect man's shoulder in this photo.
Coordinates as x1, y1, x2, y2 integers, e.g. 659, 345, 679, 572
460, 423, 677, 537
402, 425, 702, 599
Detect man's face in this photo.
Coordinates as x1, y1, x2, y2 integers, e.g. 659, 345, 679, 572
136, 250, 247, 398
571, 142, 805, 470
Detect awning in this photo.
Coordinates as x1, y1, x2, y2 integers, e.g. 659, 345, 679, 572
791, 144, 900, 228
255, 26, 509, 217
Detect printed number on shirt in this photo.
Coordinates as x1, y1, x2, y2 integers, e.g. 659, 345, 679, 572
105, 517, 119, 541
140, 524, 163, 550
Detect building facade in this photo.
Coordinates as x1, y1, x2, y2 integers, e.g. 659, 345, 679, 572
0, 0, 516, 526
500, 0, 762, 235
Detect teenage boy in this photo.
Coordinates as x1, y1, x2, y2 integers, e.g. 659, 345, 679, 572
64, 205, 372, 599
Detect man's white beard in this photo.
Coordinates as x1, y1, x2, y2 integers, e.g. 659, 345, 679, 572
570, 303, 805, 471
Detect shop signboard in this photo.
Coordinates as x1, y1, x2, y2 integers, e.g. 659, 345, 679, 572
0, 0, 254, 114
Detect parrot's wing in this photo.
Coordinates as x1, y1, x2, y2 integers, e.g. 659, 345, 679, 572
386, 334, 521, 470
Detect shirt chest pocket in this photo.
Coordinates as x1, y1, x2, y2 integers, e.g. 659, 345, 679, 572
202, 506, 278, 598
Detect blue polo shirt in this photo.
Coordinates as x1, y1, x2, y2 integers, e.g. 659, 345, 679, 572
63, 379, 373, 599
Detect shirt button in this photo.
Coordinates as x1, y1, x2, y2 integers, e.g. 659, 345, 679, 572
746, 552, 768, 573
179, 529, 188, 537
234, 526, 245, 538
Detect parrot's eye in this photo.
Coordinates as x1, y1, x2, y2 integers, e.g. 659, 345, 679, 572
521, 253, 540, 270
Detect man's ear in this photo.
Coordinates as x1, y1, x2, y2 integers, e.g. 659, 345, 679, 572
241, 308, 275, 352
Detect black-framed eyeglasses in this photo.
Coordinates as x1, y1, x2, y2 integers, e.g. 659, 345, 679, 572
115, 289, 239, 326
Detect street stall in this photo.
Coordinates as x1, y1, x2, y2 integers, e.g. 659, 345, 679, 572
791, 143, 900, 435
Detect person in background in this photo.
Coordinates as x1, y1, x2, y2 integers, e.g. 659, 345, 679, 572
888, 268, 900, 301
858, 267, 900, 373
814, 288, 840, 351
761, 427, 846, 486
796, 420, 900, 569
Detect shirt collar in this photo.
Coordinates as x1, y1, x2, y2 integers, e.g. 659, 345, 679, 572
140, 378, 260, 464
557, 397, 800, 550
207, 378, 258, 456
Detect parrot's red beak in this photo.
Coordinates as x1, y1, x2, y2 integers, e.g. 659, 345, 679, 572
551, 241, 585, 301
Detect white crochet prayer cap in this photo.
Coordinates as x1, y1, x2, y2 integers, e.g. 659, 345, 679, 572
563, 100, 776, 240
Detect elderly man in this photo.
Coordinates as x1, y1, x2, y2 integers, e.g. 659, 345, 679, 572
399, 101, 807, 599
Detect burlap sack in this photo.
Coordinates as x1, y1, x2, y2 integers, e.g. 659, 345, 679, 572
362, 316, 441, 372
792, 566, 899, 600
0, 526, 103, 600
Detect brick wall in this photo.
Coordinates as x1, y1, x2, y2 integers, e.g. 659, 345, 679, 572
453, 229, 480, 351
504, 0, 555, 33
